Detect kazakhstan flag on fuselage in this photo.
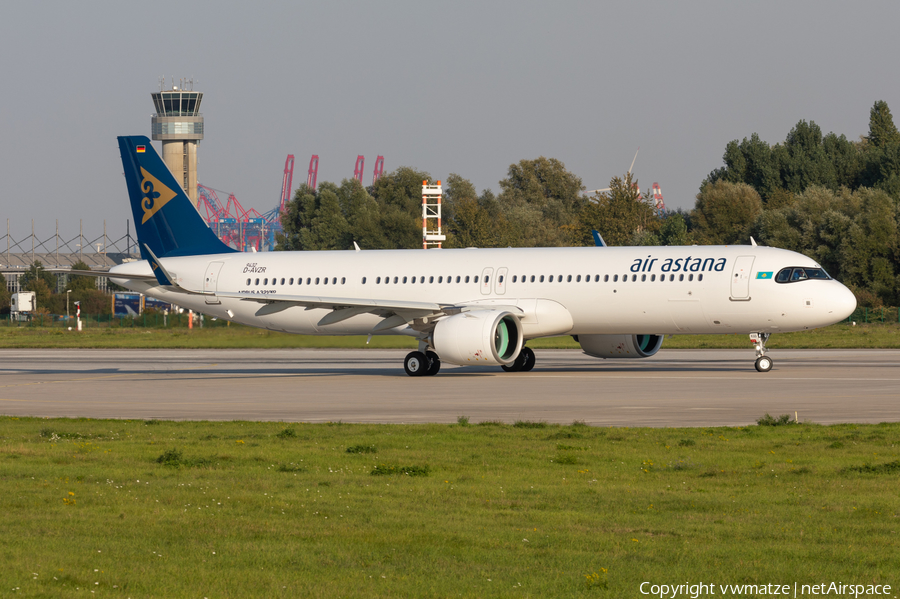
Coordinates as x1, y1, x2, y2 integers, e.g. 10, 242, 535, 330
756, 271, 773, 279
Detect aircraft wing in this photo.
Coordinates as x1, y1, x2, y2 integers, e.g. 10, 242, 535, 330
46, 268, 160, 282
217, 291, 521, 331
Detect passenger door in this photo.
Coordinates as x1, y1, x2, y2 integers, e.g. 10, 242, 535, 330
730, 256, 754, 301
204, 261, 224, 305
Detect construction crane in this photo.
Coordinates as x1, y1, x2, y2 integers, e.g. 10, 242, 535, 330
199, 154, 295, 252
353, 156, 365, 184
307, 155, 319, 189
373, 156, 385, 184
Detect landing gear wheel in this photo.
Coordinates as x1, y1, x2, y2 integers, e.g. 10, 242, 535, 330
425, 351, 441, 376
750, 333, 773, 373
755, 355, 773, 372
521, 347, 536, 372
404, 351, 429, 377
501, 352, 526, 372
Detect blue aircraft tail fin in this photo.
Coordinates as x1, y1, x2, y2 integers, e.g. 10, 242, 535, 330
118, 135, 235, 259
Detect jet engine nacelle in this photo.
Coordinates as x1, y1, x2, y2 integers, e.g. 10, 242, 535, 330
576, 334, 664, 359
433, 310, 524, 366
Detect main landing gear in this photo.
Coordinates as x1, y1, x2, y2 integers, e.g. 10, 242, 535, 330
750, 333, 773, 372
403, 346, 536, 376
404, 350, 441, 377
501, 346, 535, 372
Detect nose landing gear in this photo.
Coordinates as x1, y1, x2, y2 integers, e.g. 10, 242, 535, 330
750, 333, 773, 372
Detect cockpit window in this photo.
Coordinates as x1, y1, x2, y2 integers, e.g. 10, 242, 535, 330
775, 267, 831, 283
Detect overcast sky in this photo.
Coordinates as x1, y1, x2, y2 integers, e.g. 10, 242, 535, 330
2, 0, 899, 241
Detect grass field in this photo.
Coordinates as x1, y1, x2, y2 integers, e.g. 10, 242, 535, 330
1, 417, 897, 597
1, 322, 898, 350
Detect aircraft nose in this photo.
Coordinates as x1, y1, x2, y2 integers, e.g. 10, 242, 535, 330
830, 283, 857, 321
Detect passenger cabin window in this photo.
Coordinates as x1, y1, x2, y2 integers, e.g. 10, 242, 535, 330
362, 277, 367, 284
246, 278, 251, 286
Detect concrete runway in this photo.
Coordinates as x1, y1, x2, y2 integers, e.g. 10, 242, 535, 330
0, 348, 898, 427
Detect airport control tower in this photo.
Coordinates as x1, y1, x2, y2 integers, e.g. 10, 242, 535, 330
151, 79, 203, 209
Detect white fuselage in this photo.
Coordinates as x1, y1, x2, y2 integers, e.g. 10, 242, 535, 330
110, 245, 857, 338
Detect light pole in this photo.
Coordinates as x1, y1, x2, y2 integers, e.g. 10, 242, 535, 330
66, 289, 72, 319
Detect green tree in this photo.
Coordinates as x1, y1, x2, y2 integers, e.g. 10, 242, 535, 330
65, 260, 98, 292
443, 174, 511, 248
751, 185, 900, 306
25, 277, 53, 310
708, 133, 781, 201
658, 212, 689, 246
497, 157, 585, 247
369, 166, 434, 249
840, 188, 899, 305
692, 180, 763, 245
578, 173, 659, 247
20, 260, 55, 292
779, 120, 836, 194
867, 100, 900, 148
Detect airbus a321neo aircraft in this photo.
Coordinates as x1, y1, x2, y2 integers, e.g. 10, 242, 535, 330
104, 136, 856, 376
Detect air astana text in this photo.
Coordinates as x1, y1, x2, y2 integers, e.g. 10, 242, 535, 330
631, 256, 728, 274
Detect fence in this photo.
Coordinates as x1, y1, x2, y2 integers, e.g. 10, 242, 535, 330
1, 312, 231, 329
4, 307, 899, 328
845, 306, 900, 324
